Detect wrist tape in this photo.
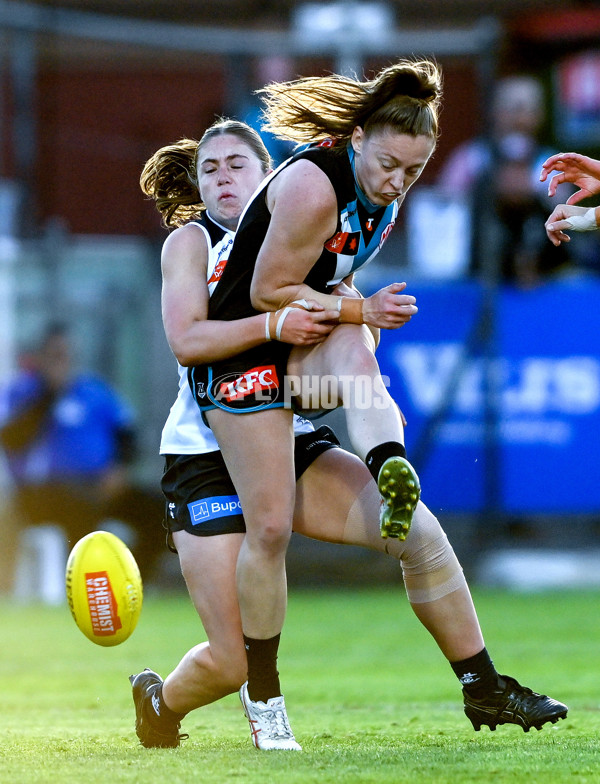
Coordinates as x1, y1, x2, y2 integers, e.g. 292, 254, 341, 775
267, 299, 312, 342
564, 207, 598, 232
339, 297, 364, 324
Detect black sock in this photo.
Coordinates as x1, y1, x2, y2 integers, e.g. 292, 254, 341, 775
149, 683, 186, 725
365, 441, 407, 482
244, 633, 281, 703
450, 648, 501, 699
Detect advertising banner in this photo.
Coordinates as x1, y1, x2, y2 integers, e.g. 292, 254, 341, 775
376, 278, 600, 513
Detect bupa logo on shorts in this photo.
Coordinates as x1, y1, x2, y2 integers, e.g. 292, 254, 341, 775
188, 495, 242, 525
217, 365, 279, 402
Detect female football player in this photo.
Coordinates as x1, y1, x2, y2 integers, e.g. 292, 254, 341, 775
184, 61, 439, 737
129, 118, 567, 751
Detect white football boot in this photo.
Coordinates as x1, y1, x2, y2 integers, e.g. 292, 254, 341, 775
239, 682, 302, 751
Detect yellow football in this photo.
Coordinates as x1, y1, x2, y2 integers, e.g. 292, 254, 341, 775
65, 530, 143, 647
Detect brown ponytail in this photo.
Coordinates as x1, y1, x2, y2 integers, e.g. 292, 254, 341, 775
258, 59, 442, 149
140, 138, 200, 228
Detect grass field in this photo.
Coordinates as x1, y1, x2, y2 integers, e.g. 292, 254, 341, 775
1, 587, 599, 784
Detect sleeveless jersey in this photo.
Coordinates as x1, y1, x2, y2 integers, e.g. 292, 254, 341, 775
208, 141, 399, 323
160, 212, 313, 455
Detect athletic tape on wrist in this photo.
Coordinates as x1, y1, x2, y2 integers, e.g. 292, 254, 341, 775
275, 306, 294, 340
564, 207, 598, 232
266, 300, 312, 343
339, 297, 364, 324
291, 298, 312, 311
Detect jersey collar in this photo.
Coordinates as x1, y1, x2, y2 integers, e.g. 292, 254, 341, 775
348, 144, 381, 215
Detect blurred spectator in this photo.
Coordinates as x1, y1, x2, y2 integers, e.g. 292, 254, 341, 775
0, 450, 20, 596
0, 322, 164, 587
437, 75, 572, 286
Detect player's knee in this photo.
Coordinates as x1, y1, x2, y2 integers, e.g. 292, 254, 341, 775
344, 344, 379, 379
400, 505, 467, 603
247, 516, 292, 557
402, 532, 454, 574
325, 332, 377, 379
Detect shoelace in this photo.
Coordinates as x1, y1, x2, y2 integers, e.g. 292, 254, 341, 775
263, 708, 295, 739
503, 678, 545, 700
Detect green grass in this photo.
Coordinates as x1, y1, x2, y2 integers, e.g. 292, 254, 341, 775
1, 588, 599, 783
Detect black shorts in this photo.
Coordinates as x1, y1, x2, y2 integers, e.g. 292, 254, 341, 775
161, 425, 340, 538
187, 342, 292, 414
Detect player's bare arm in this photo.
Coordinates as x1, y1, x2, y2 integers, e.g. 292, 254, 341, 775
162, 224, 335, 366
251, 160, 340, 311
334, 274, 361, 298
161, 224, 212, 364
251, 161, 418, 330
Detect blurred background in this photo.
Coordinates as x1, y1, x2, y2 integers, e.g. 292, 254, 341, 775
1, 0, 600, 599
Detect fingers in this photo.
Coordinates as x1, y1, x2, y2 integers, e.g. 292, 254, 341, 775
363, 285, 419, 329
546, 171, 564, 197
545, 210, 572, 246
385, 281, 408, 294
546, 230, 570, 247
311, 309, 341, 323
541, 151, 579, 173
546, 219, 572, 233
539, 165, 553, 184
565, 190, 588, 206
381, 303, 418, 328
381, 284, 416, 307
541, 152, 588, 194
539, 153, 567, 182
302, 299, 324, 312
540, 153, 562, 171
384, 298, 418, 319
279, 308, 332, 344
541, 151, 568, 166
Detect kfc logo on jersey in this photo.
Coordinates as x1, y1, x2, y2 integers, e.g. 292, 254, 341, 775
218, 365, 279, 402
325, 231, 360, 255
